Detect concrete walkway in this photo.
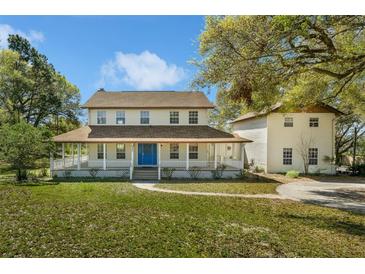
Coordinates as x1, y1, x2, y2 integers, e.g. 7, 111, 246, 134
133, 182, 285, 199
133, 180, 365, 214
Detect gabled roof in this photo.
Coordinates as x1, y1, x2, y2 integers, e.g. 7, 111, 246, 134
53, 125, 251, 143
82, 90, 215, 109
231, 102, 344, 123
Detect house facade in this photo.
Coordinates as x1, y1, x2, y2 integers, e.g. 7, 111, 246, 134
231, 103, 342, 174
52, 90, 250, 180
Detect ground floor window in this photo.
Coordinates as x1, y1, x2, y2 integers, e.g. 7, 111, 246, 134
309, 148, 318, 165
189, 143, 198, 159
283, 148, 292, 165
116, 144, 126, 159
97, 144, 104, 159
170, 143, 179, 159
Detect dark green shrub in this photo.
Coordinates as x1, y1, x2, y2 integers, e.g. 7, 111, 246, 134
89, 168, 99, 178
188, 167, 201, 179
162, 167, 176, 180
210, 164, 226, 179
235, 169, 248, 179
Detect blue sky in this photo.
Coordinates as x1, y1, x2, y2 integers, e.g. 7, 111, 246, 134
0, 16, 216, 103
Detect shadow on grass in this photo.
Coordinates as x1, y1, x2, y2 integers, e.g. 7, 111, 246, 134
280, 212, 365, 236
301, 175, 365, 184
51, 177, 131, 183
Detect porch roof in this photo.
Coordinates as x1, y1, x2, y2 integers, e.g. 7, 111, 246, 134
53, 125, 252, 143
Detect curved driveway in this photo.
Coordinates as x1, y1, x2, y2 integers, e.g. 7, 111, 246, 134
277, 180, 365, 214
134, 180, 365, 214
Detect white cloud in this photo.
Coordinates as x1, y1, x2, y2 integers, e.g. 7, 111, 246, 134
0, 24, 45, 48
98, 50, 185, 90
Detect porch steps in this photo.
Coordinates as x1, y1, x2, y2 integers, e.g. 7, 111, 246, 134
133, 167, 158, 180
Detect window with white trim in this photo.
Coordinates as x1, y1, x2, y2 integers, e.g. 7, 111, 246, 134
116, 144, 126, 159
308, 148, 318, 165
170, 111, 179, 124
97, 111, 106, 124
116, 111, 125, 125
283, 148, 292, 165
189, 111, 198, 124
170, 143, 179, 159
284, 117, 293, 127
140, 111, 150, 124
189, 144, 198, 159
97, 144, 104, 159
309, 117, 319, 127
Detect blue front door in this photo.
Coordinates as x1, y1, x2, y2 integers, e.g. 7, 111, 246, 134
138, 144, 157, 166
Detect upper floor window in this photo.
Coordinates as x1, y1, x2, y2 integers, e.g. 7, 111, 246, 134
97, 144, 105, 159
308, 148, 318, 165
170, 143, 179, 159
170, 111, 179, 124
283, 148, 292, 165
140, 111, 150, 124
284, 117, 293, 127
189, 143, 198, 159
309, 117, 319, 127
116, 144, 126, 159
116, 111, 125, 125
97, 111, 106, 124
189, 111, 198, 124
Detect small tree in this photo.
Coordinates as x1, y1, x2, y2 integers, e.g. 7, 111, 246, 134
296, 134, 314, 175
0, 122, 53, 181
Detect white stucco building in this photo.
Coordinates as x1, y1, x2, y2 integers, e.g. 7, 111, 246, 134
231, 103, 343, 174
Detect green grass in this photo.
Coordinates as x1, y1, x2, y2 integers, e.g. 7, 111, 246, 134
157, 181, 280, 194
0, 182, 365, 257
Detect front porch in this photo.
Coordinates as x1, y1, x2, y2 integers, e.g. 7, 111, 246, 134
51, 142, 245, 180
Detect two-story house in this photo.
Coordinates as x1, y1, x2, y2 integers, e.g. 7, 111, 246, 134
52, 90, 250, 180
231, 103, 343, 174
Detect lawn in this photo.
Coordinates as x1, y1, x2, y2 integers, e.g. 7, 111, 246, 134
0, 182, 365, 258
156, 181, 279, 194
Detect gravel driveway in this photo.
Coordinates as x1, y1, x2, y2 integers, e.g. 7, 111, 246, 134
277, 180, 365, 214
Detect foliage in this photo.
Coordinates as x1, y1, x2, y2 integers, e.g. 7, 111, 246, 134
194, 16, 365, 124
235, 169, 248, 179
351, 163, 365, 175
162, 167, 176, 180
253, 166, 265, 173
210, 164, 226, 179
63, 170, 72, 178
188, 167, 201, 179
40, 168, 49, 177
286, 170, 300, 178
0, 35, 80, 131
0, 121, 54, 181
89, 168, 99, 178
1, 182, 365, 257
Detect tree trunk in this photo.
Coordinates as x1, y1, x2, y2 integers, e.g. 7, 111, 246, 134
352, 127, 358, 175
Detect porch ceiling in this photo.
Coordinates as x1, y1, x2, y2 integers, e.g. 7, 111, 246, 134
53, 125, 252, 144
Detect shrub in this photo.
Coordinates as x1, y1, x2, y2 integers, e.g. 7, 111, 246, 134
352, 163, 365, 175
89, 168, 99, 178
120, 169, 129, 178
253, 166, 265, 173
40, 168, 49, 177
188, 167, 201, 179
235, 169, 248, 179
210, 164, 226, 179
162, 167, 176, 180
286, 170, 300, 178
63, 170, 72, 178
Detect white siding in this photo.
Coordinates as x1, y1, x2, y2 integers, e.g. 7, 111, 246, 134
232, 116, 268, 171
88, 109, 209, 126
267, 112, 336, 174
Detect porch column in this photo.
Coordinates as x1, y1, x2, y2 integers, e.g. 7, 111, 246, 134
77, 143, 81, 170
50, 152, 54, 177
130, 143, 134, 180
240, 144, 245, 170
158, 143, 161, 180
103, 143, 106, 170
71, 143, 74, 166
214, 143, 218, 169
62, 143, 65, 168
186, 143, 189, 170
